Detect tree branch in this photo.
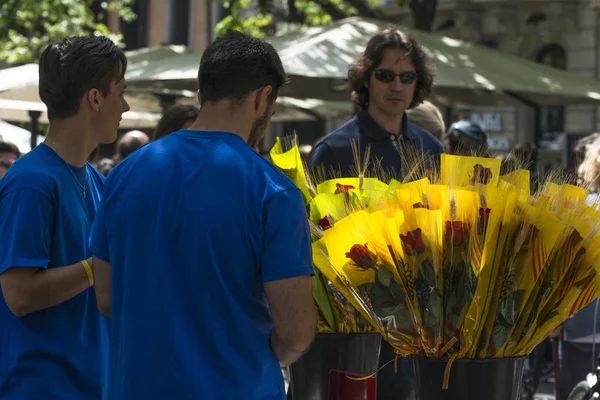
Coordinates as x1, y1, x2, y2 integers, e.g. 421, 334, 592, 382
286, 0, 305, 23
345, 0, 379, 18
410, 0, 438, 31
314, 0, 348, 21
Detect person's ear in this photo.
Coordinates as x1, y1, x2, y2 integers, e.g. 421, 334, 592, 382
254, 85, 273, 114
86, 88, 101, 112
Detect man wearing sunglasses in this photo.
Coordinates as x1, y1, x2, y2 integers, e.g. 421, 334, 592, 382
309, 28, 443, 400
310, 28, 443, 181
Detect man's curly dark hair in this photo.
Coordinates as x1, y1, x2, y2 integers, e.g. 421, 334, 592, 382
348, 28, 435, 110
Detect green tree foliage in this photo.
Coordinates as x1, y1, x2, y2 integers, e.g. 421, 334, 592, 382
215, 0, 438, 38
0, 0, 136, 65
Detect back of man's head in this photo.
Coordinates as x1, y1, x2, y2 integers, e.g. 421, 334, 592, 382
116, 130, 149, 161
198, 31, 287, 106
445, 120, 489, 156
39, 36, 127, 121
0, 141, 20, 161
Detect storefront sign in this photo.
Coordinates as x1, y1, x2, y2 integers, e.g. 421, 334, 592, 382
471, 112, 502, 132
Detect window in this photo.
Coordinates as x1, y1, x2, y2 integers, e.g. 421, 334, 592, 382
167, 0, 191, 46
536, 44, 567, 134
121, 0, 149, 50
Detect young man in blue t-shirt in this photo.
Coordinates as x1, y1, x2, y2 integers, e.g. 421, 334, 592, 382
0, 36, 130, 399
90, 31, 317, 400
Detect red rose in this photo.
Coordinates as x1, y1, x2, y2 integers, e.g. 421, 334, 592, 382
335, 183, 355, 195
345, 244, 377, 270
319, 215, 333, 230
445, 221, 465, 246
400, 228, 426, 255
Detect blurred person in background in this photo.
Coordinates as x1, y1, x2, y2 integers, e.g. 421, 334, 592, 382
113, 129, 149, 163
0, 159, 11, 179
550, 135, 600, 399
310, 28, 443, 184
152, 104, 200, 141
89, 31, 316, 400
500, 142, 538, 191
0, 141, 20, 162
578, 134, 600, 204
0, 36, 129, 400
443, 120, 489, 157
96, 158, 116, 177
406, 100, 445, 141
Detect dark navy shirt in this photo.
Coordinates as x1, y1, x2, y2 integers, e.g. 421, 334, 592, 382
310, 110, 443, 180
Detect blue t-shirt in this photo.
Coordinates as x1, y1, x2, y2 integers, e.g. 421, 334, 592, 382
90, 130, 314, 400
0, 143, 109, 399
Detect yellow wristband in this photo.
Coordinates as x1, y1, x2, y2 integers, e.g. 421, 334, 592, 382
81, 259, 94, 287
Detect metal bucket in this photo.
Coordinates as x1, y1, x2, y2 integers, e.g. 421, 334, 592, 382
412, 356, 527, 400
289, 333, 382, 400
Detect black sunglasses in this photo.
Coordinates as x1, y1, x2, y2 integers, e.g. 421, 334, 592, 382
374, 69, 418, 84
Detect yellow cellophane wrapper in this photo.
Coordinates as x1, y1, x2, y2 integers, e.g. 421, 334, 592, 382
512, 214, 591, 355
460, 185, 512, 357
498, 170, 530, 194
518, 236, 600, 355
269, 137, 311, 203
440, 188, 479, 349
491, 203, 564, 357
440, 154, 502, 188
476, 187, 528, 358
316, 210, 420, 355
309, 193, 348, 225
316, 177, 389, 195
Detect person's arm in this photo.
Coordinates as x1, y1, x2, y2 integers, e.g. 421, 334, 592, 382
92, 257, 112, 316
89, 193, 112, 316
265, 275, 316, 367
1, 258, 93, 317
0, 188, 93, 317
261, 188, 317, 367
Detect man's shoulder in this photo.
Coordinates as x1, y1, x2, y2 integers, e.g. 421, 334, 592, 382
315, 117, 360, 150
250, 149, 301, 198
0, 149, 59, 197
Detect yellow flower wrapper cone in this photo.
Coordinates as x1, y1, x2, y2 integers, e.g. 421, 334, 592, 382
269, 137, 312, 203
316, 177, 388, 195
518, 238, 600, 355
491, 204, 564, 357
440, 188, 479, 350
511, 219, 590, 355
312, 241, 377, 329
460, 185, 513, 357
440, 154, 502, 188
312, 246, 374, 334
406, 208, 444, 355
499, 169, 530, 194
309, 193, 348, 227
427, 184, 449, 211
316, 210, 422, 353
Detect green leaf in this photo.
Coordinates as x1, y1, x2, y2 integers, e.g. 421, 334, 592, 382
376, 267, 394, 287
311, 270, 338, 330
0, 0, 135, 64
